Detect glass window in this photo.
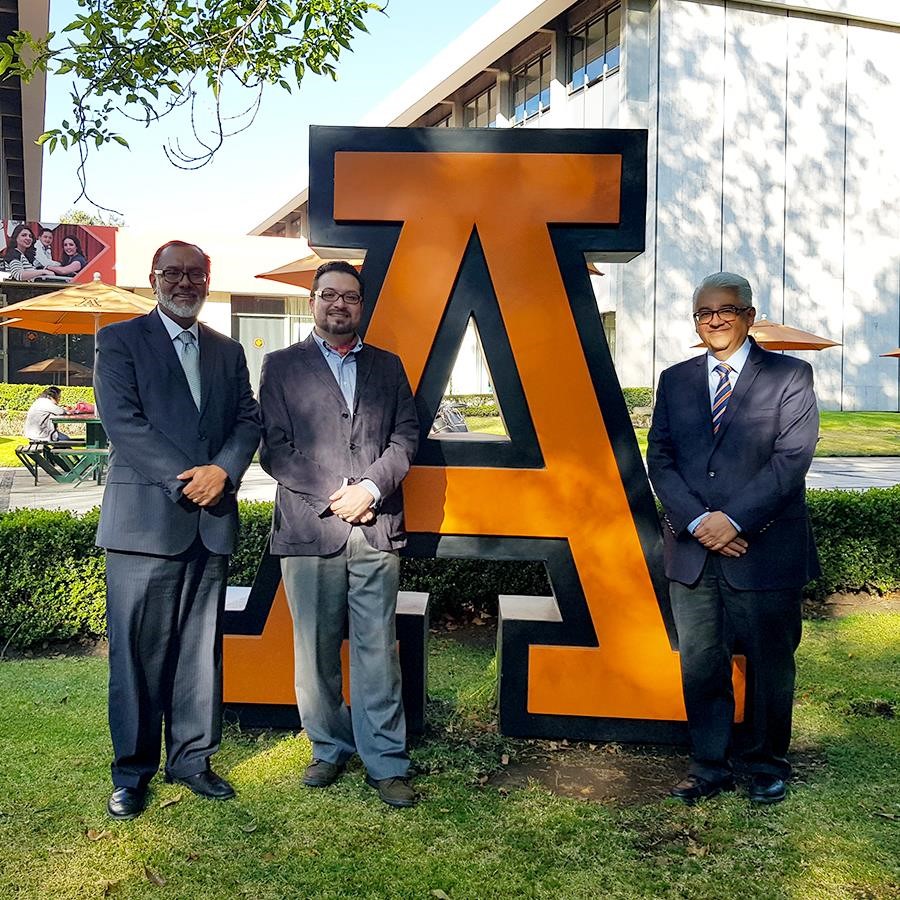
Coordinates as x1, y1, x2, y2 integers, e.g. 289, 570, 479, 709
512, 51, 551, 125
463, 85, 497, 128
433, 115, 451, 128
568, 4, 621, 92
570, 32, 586, 90
606, 5, 621, 71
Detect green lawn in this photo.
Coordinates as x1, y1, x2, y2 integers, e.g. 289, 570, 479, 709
0, 434, 26, 467
467, 411, 899, 457
1, 615, 898, 898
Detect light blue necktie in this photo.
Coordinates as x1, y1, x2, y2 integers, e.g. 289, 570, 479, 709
176, 330, 201, 410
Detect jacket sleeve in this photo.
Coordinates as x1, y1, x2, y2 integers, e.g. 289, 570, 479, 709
646, 370, 710, 536
258, 352, 344, 514
721, 362, 818, 533
94, 325, 196, 502
359, 354, 419, 499
210, 342, 261, 490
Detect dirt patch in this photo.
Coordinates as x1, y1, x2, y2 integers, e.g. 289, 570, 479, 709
0, 635, 108, 661
488, 743, 688, 807
804, 591, 900, 619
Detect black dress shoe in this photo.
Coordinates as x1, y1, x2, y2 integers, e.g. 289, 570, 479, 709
107, 787, 147, 820
749, 774, 787, 805
165, 769, 235, 800
670, 774, 735, 804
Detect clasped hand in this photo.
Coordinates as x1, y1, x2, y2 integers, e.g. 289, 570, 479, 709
178, 464, 228, 507
329, 483, 375, 525
694, 510, 748, 557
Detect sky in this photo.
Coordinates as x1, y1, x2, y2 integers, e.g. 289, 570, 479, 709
40, 0, 495, 232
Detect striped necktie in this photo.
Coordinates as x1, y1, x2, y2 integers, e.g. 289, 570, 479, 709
711, 363, 733, 434
176, 330, 201, 410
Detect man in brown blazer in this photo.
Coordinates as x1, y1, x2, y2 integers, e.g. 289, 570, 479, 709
259, 260, 419, 807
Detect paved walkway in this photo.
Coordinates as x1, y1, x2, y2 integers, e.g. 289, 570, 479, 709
1, 457, 897, 514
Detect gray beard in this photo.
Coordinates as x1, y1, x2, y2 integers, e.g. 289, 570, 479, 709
156, 288, 204, 320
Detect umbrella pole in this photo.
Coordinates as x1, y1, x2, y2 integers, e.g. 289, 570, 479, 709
65, 334, 70, 387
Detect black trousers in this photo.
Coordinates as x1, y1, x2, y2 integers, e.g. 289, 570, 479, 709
105, 541, 228, 789
669, 555, 803, 781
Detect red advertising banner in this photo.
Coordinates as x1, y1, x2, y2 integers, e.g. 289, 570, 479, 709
1, 221, 117, 285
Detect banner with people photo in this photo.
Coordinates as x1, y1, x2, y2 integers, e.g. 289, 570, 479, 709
0, 221, 117, 285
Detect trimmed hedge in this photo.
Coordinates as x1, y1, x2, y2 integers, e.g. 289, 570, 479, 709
445, 388, 654, 418
1, 488, 898, 649
0, 383, 95, 412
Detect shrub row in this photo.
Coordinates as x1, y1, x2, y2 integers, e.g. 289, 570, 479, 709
0, 383, 95, 412
444, 388, 653, 419
1, 488, 897, 649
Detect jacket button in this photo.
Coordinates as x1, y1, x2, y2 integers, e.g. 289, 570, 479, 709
342, 412, 349, 419
198, 432, 207, 441
708, 471, 715, 478
349, 443, 357, 450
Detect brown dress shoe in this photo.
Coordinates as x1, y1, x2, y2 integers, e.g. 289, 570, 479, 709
302, 760, 345, 788
365, 775, 417, 808
670, 774, 735, 804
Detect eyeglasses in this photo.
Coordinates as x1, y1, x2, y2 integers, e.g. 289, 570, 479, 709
314, 288, 362, 306
154, 268, 209, 285
693, 305, 751, 325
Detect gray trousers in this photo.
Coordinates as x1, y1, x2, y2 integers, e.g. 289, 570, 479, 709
670, 555, 803, 782
281, 527, 409, 780
106, 542, 228, 789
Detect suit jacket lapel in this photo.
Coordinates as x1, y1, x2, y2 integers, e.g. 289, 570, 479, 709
711, 340, 764, 449
142, 310, 182, 381
692, 354, 714, 449
353, 345, 375, 416
142, 310, 200, 418
297, 333, 350, 411
197, 323, 216, 418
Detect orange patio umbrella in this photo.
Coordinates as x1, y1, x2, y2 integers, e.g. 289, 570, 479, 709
880, 348, 900, 358
693, 315, 840, 351
257, 251, 364, 290
0, 274, 156, 336
1, 275, 155, 384
257, 252, 606, 289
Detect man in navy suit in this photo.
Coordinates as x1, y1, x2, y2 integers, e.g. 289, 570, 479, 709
94, 241, 260, 820
647, 272, 820, 805
259, 260, 419, 808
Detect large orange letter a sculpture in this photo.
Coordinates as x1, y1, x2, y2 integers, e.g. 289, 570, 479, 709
224, 127, 745, 741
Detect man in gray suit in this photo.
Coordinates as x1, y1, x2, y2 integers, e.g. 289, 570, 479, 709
647, 272, 819, 806
94, 241, 260, 820
259, 260, 419, 808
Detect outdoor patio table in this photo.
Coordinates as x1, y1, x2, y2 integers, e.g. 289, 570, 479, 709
44, 415, 109, 484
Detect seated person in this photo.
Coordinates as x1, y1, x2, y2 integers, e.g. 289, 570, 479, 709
46, 235, 88, 278
24, 387, 71, 442
33, 227, 60, 268
3, 224, 52, 281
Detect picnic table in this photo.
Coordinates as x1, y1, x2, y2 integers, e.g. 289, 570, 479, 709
15, 415, 109, 486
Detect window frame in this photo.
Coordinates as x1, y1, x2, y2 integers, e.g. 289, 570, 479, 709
463, 83, 498, 128
567, 3, 621, 95
511, 49, 552, 126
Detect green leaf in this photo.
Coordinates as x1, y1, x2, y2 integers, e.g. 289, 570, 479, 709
112, 135, 129, 148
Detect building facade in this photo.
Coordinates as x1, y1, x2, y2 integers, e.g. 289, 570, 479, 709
253, 0, 900, 411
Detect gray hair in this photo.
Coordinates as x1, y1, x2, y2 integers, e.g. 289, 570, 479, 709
692, 272, 753, 307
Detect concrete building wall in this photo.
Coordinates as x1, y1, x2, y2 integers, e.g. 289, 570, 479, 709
625, 0, 900, 409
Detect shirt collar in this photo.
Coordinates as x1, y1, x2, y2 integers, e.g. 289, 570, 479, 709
707, 338, 751, 377
157, 306, 199, 342
312, 330, 363, 358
